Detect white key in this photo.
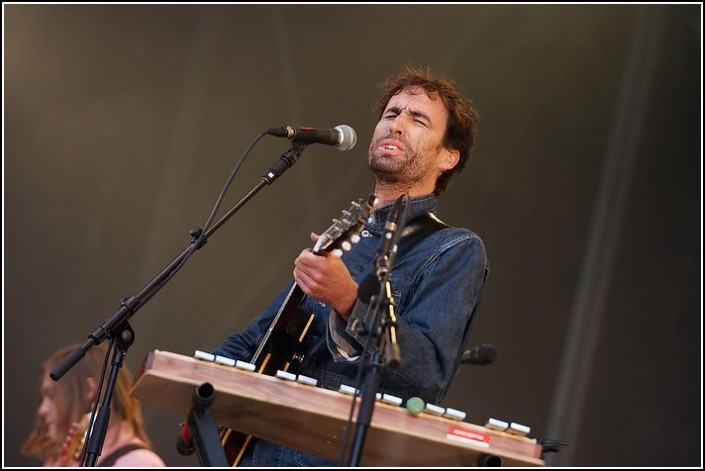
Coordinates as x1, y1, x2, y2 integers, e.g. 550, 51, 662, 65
296, 375, 318, 387
485, 418, 509, 431
214, 355, 235, 367
424, 404, 446, 416
235, 360, 256, 372
507, 422, 531, 436
275, 370, 296, 381
443, 407, 466, 421
193, 350, 215, 362
339, 384, 358, 396
381, 394, 403, 406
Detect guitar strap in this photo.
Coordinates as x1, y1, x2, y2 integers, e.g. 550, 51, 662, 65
346, 210, 449, 302
356, 211, 450, 283
393, 211, 450, 261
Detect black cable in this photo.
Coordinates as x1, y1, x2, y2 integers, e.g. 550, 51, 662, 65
120, 131, 269, 313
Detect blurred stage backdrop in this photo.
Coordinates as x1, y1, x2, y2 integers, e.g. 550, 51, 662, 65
4, 4, 700, 467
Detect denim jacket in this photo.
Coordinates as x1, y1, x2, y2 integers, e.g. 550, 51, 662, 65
213, 193, 489, 406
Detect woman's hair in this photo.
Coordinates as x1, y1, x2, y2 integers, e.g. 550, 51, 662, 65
21, 343, 152, 461
375, 65, 480, 195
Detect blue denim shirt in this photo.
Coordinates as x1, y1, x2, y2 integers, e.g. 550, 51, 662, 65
212, 193, 488, 465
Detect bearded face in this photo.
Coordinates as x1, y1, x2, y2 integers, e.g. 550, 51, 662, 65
368, 132, 445, 185
368, 87, 451, 191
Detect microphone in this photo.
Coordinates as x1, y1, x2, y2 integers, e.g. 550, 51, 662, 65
347, 273, 378, 337
267, 125, 357, 151
357, 273, 378, 304
461, 344, 497, 366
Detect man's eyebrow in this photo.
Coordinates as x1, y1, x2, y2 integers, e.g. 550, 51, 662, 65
384, 106, 432, 123
384, 105, 403, 115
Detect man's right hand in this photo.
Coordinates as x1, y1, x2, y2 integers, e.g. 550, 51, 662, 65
293, 232, 358, 319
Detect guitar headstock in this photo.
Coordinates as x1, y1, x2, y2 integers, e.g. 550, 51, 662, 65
312, 194, 376, 256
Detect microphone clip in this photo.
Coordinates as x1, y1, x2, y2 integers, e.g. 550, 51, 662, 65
262, 143, 308, 185
373, 194, 407, 279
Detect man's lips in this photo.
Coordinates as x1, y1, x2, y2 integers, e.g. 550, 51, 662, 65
377, 139, 405, 153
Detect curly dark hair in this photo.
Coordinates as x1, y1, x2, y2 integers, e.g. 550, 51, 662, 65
375, 66, 479, 194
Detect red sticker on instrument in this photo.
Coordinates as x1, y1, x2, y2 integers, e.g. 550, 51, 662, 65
446, 426, 490, 448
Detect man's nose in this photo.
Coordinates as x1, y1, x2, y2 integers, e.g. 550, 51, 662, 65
389, 115, 405, 135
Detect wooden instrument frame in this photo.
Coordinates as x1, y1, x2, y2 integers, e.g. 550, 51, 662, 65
132, 350, 544, 467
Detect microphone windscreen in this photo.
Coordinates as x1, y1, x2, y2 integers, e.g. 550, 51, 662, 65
335, 125, 357, 151
462, 344, 497, 365
357, 274, 378, 303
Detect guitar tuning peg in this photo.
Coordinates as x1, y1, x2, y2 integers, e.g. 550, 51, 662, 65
332, 249, 344, 258
350, 234, 360, 244
341, 241, 352, 251
332, 218, 339, 224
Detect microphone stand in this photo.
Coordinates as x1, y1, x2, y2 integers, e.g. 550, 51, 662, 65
346, 293, 396, 466
83, 322, 134, 466
51, 142, 309, 466
347, 198, 405, 466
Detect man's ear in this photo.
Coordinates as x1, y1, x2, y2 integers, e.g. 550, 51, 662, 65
439, 147, 460, 171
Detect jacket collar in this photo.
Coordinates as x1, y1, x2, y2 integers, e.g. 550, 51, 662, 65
365, 193, 437, 234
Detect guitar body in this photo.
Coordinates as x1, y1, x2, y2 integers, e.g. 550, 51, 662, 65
253, 284, 311, 375
220, 195, 376, 466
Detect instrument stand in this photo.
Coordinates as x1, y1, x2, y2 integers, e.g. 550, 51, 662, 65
186, 383, 229, 467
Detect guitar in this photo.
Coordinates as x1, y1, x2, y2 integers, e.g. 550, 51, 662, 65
56, 413, 91, 466
220, 194, 376, 465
